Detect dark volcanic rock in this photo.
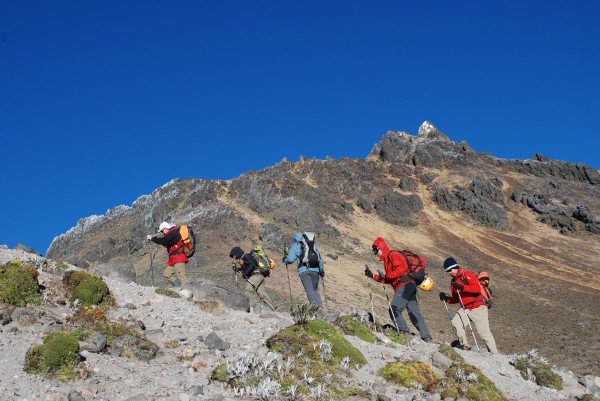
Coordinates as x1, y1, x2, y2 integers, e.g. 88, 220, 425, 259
110, 334, 158, 361
433, 178, 509, 230
356, 196, 373, 213
572, 206, 600, 234
398, 176, 418, 191
373, 191, 423, 226
204, 331, 230, 350
503, 159, 600, 185
470, 177, 504, 203
258, 223, 288, 251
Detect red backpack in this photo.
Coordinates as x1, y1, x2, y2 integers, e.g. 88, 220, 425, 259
478, 271, 493, 308
389, 250, 427, 285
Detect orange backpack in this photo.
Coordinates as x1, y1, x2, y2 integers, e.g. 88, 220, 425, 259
478, 271, 492, 308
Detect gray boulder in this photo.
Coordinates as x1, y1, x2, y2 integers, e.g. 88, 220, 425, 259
431, 351, 453, 370
204, 331, 230, 350
0, 308, 12, 325
79, 331, 107, 353
470, 176, 504, 203
578, 375, 600, 394
110, 334, 158, 361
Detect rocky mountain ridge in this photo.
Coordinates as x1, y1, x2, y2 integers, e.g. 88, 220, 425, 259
46, 122, 600, 376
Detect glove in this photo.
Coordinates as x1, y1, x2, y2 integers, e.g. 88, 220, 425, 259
364, 266, 373, 278
319, 270, 325, 278
451, 281, 464, 291
282, 257, 288, 264
377, 270, 386, 280
146, 235, 152, 241
439, 292, 450, 301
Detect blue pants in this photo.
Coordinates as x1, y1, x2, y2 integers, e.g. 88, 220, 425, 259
390, 282, 431, 339
299, 271, 322, 306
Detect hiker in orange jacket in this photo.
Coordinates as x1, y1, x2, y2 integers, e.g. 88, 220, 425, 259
365, 237, 432, 341
147, 222, 189, 287
439, 257, 498, 353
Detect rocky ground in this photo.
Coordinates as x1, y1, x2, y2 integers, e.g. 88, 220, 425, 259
1, 248, 599, 401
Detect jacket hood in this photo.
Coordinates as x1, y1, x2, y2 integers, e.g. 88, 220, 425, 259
372, 237, 390, 260
294, 233, 304, 242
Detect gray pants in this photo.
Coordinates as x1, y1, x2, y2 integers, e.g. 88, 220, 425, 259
390, 282, 431, 339
299, 271, 322, 306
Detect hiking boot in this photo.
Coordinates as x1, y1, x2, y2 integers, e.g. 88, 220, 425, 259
460, 344, 471, 351
421, 336, 433, 343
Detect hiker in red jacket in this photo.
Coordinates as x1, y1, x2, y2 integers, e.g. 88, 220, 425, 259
364, 237, 432, 342
439, 257, 498, 353
147, 222, 189, 287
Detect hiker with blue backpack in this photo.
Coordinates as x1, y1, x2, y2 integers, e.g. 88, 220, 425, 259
364, 237, 432, 342
283, 232, 324, 307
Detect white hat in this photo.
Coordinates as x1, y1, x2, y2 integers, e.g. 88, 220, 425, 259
158, 222, 174, 232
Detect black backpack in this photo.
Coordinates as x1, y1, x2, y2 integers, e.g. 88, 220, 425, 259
301, 233, 320, 268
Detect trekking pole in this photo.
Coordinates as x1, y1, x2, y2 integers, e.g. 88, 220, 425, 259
442, 300, 453, 320
321, 276, 328, 311
382, 283, 401, 333
231, 262, 240, 290
149, 245, 156, 287
365, 265, 377, 332
283, 245, 294, 309
456, 290, 480, 351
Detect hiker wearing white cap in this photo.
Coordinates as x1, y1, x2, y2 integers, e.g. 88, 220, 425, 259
147, 222, 189, 286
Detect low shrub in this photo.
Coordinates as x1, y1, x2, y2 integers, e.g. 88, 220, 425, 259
0, 260, 40, 306
439, 343, 464, 363
24, 332, 80, 382
63, 270, 109, 306
383, 327, 408, 345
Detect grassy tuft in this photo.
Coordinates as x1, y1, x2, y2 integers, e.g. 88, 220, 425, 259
335, 315, 377, 343
0, 260, 40, 306
513, 351, 563, 390
156, 287, 181, 298
210, 363, 229, 382
441, 362, 507, 401
380, 360, 439, 390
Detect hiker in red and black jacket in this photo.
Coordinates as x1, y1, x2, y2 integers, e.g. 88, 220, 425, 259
147, 221, 189, 287
439, 257, 498, 353
364, 237, 432, 342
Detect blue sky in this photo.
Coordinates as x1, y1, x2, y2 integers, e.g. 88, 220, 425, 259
1, 1, 599, 254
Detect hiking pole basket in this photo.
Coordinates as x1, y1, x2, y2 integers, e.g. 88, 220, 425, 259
456, 290, 480, 351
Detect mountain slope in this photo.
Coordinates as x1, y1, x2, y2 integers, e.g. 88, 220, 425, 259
47, 122, 600, 375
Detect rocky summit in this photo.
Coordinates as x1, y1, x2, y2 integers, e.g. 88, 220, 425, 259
45, 122, 600, 381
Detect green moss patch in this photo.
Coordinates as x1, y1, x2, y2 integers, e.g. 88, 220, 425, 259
267, 319, 366, 366
440, 362, 506, 401
210, 363, 229, 382
24, 332, 81, 382
335, 315, 377, 343
513, 352, 563, 390
0, 260, 40, 306
63, 270, 109, 306
380, 360, 439, 390
383, 328, 408, 345
156, 287, 181, 298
